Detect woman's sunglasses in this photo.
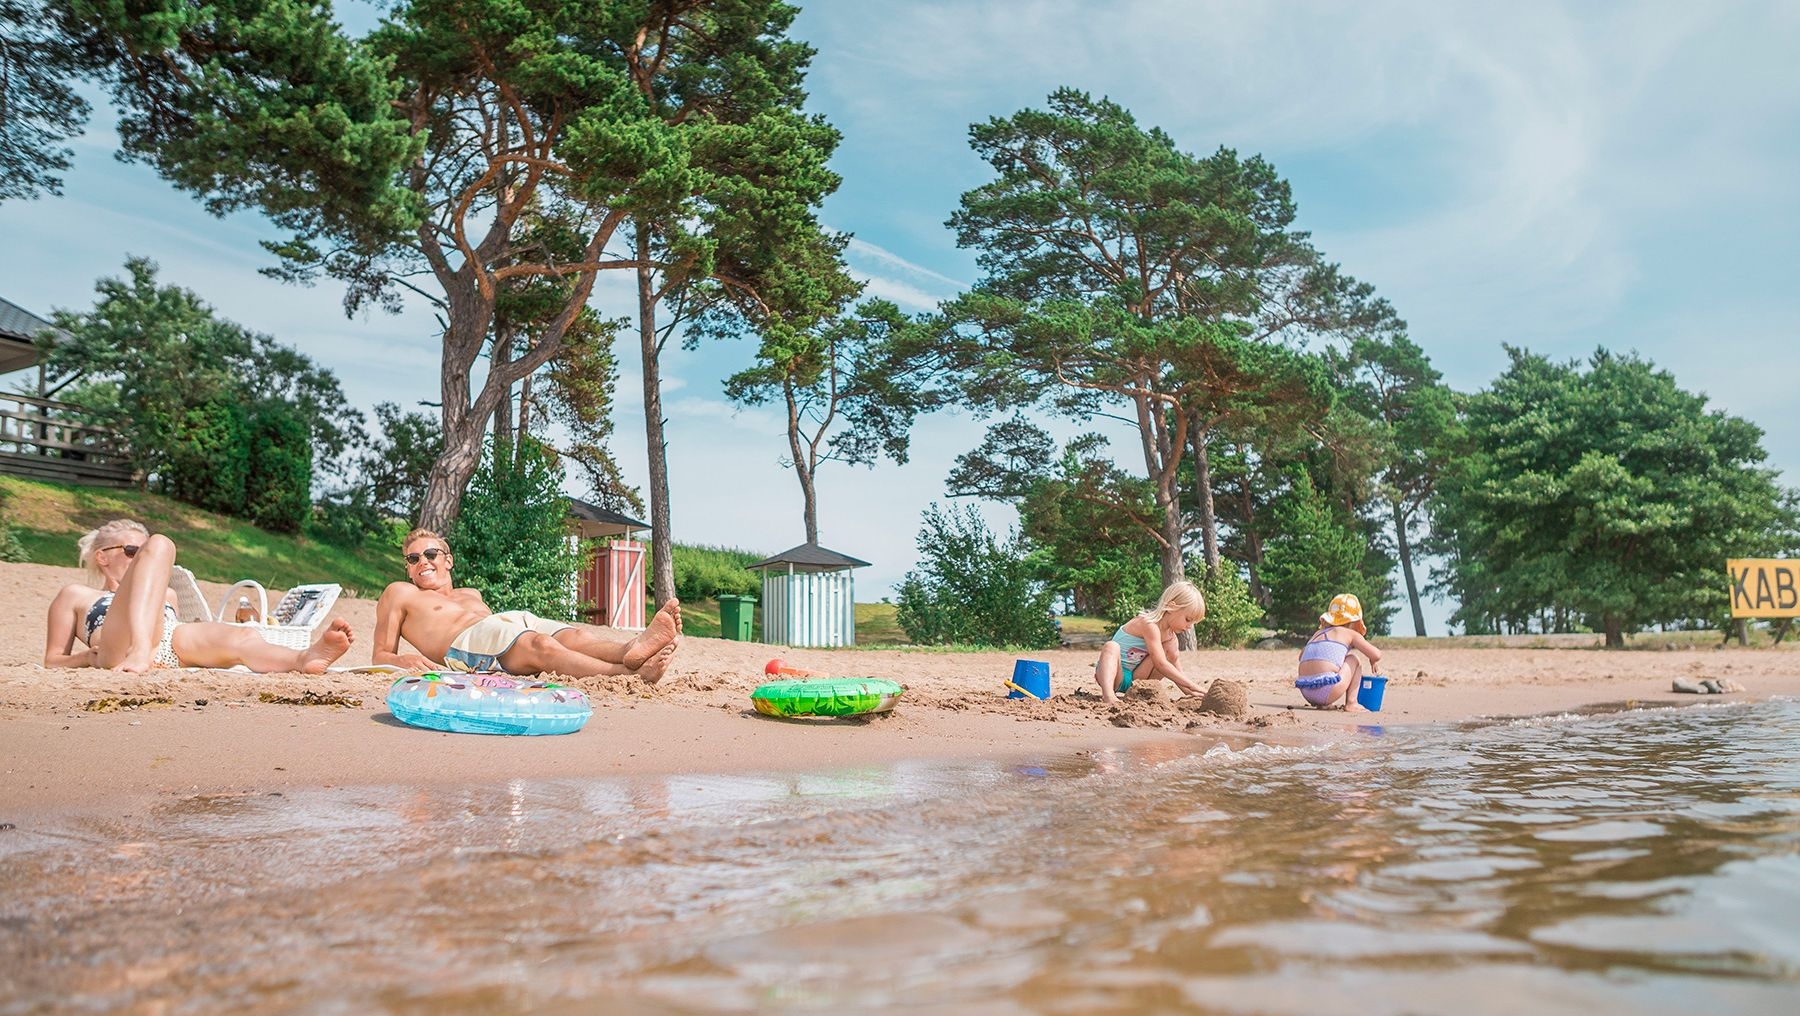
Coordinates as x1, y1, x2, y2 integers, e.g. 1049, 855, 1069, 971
99, 544, 141, 558
404, 548, 449, 566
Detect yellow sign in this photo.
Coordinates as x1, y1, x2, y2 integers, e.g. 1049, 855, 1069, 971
1728, 559, 1800, 618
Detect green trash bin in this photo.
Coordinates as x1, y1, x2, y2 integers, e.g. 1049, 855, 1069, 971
718, 593, 757, 641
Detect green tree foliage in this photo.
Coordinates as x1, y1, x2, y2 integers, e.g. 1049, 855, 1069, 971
726, 298, 948, 543
672, 545, 760, 601
42, 257, 361, 510
314, 401, 444, 547
895, 504, 1060, 649
449, 436, 583, 621
162, 399, 249, 516
0, 0, 92, 200
943, 88, 1370, 589
1345, 333, 1460, 635
245, 404, 313, 533
1431, 347, 1798, 645
948, 419, 1166, 622
0, 482, 32, 562
1258, 470, 1387, 636
1193, 565, 1263, 648
59, 2, 842, 550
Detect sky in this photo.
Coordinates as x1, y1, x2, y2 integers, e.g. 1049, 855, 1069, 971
3, 1, 1796, 633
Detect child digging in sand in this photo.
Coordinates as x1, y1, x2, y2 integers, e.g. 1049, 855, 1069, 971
1094, 581, 1208, 706
1295, 593, 1383, 712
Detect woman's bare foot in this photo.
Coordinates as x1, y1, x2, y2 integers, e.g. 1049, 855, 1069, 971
299, 619, 355, 674
636, 643, 677, 685
623, 600, 681, 669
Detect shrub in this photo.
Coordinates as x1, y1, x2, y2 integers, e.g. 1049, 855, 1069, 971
0, 485, 27, 563
244, 405, 312, 533
1192, 565, 1264, 647
671, 544, 761, 600
896, 503, 1059, 648
449, 437, 583, 620
160, 398, 249, 515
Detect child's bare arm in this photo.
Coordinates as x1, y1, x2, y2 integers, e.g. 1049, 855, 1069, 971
1143, 621, 1203, 695
1349, 631, 1383, 667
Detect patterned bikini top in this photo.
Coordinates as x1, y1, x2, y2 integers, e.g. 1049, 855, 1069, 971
82, 592, 176, 647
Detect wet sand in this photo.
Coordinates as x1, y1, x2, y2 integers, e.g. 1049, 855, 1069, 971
4, 561, 1798, 815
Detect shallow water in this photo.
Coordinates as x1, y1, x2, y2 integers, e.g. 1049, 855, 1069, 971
4, 700, 1799, 1014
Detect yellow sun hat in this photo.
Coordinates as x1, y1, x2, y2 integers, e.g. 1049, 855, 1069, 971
1320, 593, 1365, 631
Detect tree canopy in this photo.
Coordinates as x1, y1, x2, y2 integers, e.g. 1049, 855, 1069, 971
59, 0, 841, 539
1431, 347, 1798, 645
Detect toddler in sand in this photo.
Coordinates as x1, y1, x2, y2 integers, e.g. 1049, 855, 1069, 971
1295, 593, 1383, 712
1094, 581, 1207, 705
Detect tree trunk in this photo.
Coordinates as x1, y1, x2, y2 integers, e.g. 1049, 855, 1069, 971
785, 381, 818, 544
491, 329, 514, 469
418, 289, 493, 531
1393, 499, 1426, 636
1603, 614, 1624, 648
1239, 481, 1268, 607
1132, 390, 1186, 591
1190, 426, 1219, 572
638, 234, 676, 605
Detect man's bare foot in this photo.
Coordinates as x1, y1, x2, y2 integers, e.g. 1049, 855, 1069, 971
299, 619, 355, 675
623, 600, 681, 669
636, 643, 676, 685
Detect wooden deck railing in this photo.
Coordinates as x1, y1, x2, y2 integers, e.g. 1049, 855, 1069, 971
0, 393, 137, 487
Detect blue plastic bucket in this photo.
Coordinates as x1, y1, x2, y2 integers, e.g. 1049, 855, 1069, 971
1356, 674, 1388, 712
1008, 659, 1051, 700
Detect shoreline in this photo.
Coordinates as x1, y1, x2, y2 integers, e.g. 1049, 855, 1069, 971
5, 561, 1800, 819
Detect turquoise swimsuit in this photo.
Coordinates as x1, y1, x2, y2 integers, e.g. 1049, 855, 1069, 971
1110, 628, 1150, 690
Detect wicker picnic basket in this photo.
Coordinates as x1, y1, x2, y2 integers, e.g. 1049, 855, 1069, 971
215, 579, 341, 650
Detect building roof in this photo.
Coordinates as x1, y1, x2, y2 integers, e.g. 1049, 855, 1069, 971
566, 497, 650, 538
747, 542, 872, 572
0, 296, 63, 376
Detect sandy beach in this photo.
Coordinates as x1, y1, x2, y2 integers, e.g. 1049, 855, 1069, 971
4, 560, 1798, 817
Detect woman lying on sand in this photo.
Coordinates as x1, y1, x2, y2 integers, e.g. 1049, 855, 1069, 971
44, 519, 353, 674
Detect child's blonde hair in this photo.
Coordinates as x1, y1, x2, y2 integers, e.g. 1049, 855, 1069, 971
1140, 580, 1205, 625
76, 519, 149, 587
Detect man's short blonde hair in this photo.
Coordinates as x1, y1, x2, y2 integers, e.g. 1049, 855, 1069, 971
402, 528, 447, 551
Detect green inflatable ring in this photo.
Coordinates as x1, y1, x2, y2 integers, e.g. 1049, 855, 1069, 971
751, 677, 904, 718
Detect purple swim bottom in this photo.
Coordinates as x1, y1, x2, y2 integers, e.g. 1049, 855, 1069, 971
1297, 672, 1344, 707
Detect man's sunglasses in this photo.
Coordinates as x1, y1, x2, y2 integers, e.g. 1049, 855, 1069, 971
99, 544, 141, 558
404, 548, 449, 566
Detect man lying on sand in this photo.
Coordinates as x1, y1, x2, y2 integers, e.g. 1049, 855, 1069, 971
371, 528, 680, 682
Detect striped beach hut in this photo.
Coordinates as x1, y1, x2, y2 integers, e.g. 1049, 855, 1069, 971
747, 543, 870, 647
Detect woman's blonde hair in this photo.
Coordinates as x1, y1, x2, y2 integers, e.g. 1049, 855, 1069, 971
77, 519, 149, 586
1140, 580, 1206, 625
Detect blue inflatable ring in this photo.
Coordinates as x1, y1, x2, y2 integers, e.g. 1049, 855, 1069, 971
386, 673, 592, 736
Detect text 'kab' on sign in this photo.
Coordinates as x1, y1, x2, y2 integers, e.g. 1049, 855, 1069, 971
1728, 559, 1800, 618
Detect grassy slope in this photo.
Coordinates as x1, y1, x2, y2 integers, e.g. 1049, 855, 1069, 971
2, 475, 409, 598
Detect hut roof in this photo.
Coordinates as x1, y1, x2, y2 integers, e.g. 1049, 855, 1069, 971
566, 497, 650, 538
747, 542, 871, 572
0, 296, 63, 375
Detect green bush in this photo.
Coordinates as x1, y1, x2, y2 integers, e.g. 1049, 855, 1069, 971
672, 543, 761, 600
1260, 473, 1382, 636
244, 405, 312, 533
0, 485, 27, 563
449, 437, 584, 620
161, 398, 249, 515
1192, 565, 1265, 647
896, 503, 1059, 648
